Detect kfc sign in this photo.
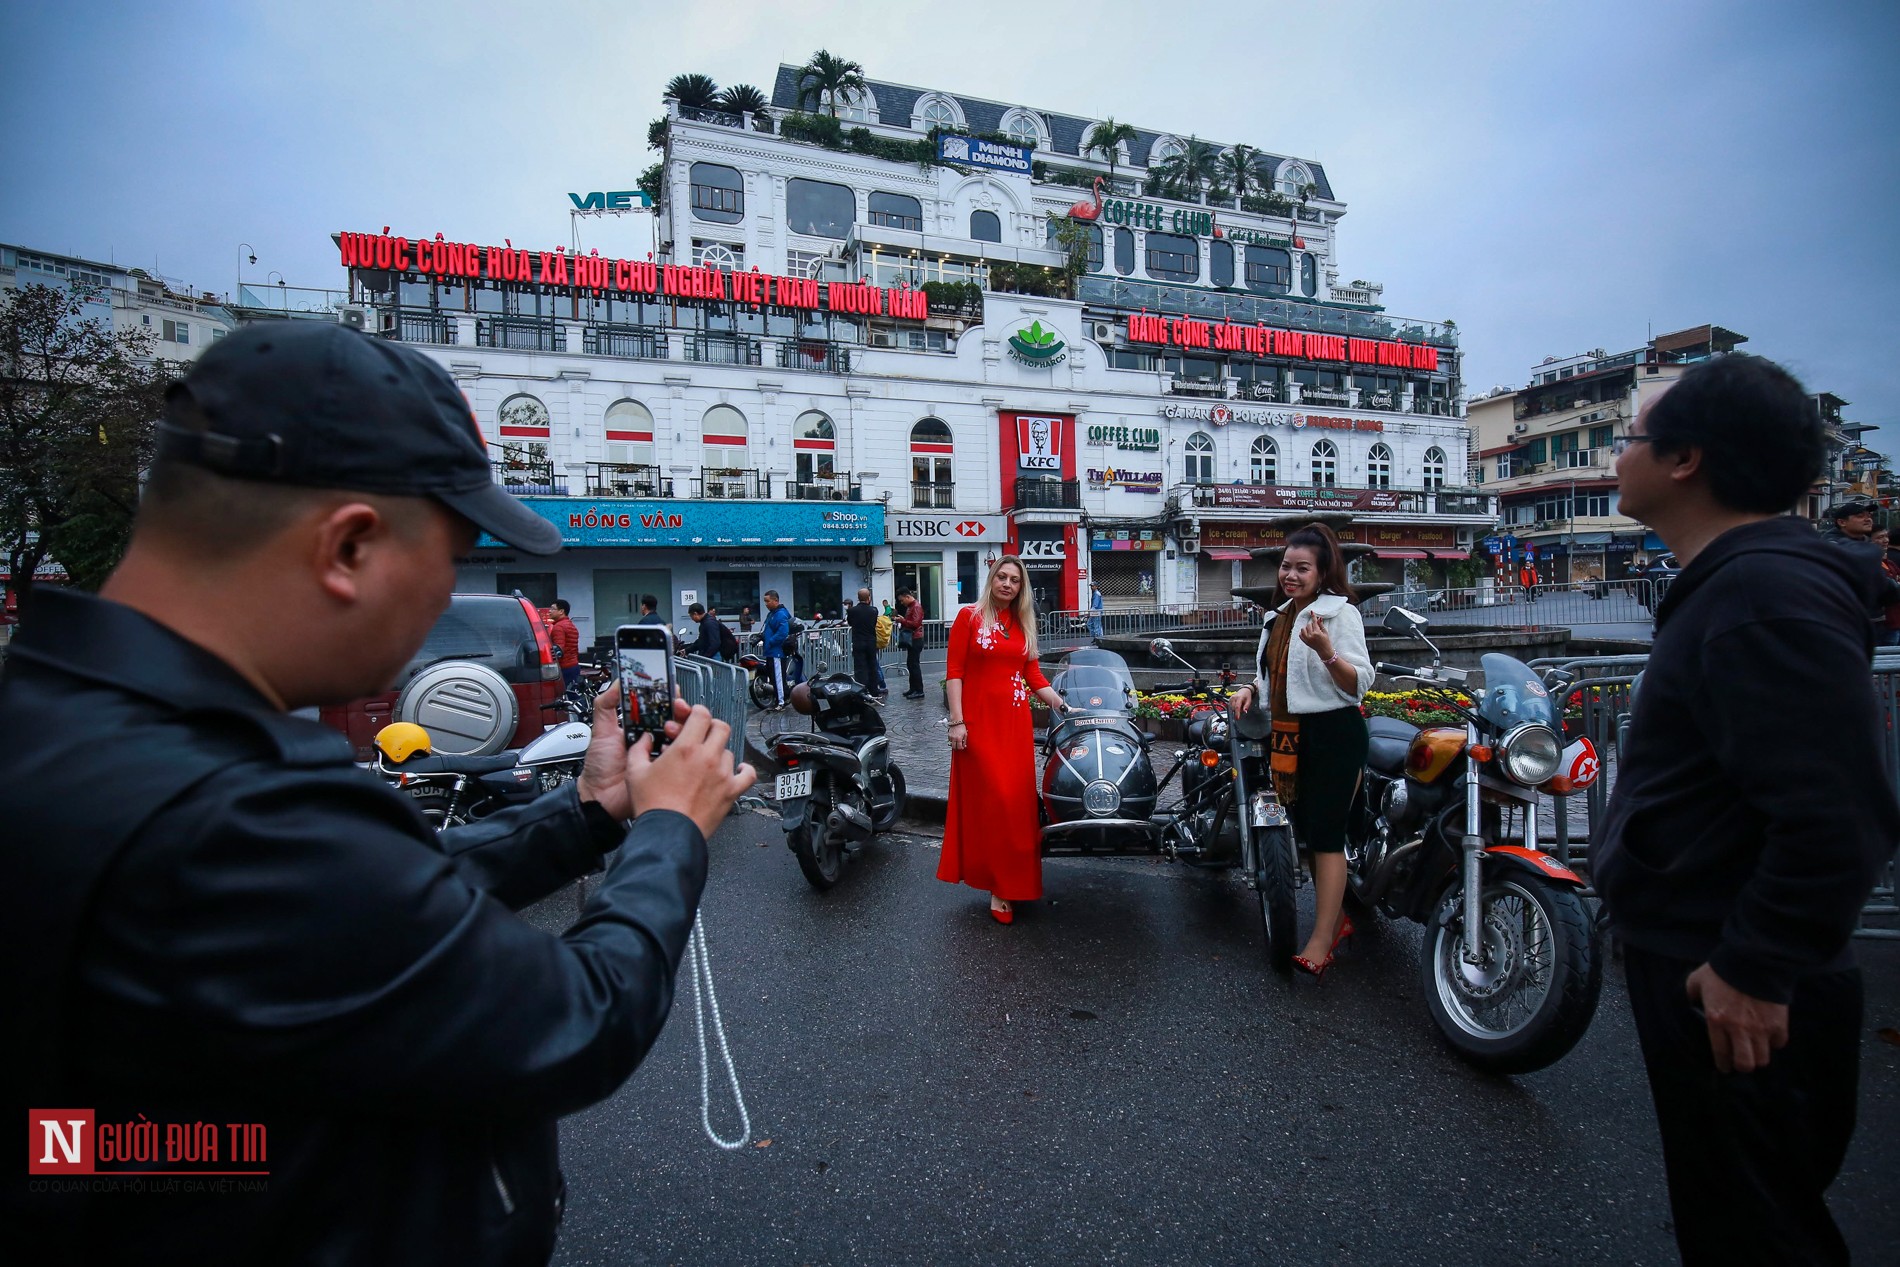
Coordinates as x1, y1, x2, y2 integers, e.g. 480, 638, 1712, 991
1016, 415, 1063, 472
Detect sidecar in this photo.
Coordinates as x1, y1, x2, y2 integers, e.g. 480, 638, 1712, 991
1039, 649, 1162, 854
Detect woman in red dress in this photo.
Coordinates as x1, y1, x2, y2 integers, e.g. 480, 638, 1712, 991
938, 556, 1067, 923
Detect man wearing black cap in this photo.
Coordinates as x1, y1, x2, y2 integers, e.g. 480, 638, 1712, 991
0, 323, 755, 1265
1820, 497, 1898, 640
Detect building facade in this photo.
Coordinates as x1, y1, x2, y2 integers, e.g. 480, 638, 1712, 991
1, 243, 237, 361
332, 68, 1491, 647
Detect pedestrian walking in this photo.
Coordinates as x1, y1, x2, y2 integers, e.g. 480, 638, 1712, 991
761, 589, 792, 708
636, 593, 665, 625
1088, 585, 1104, 639
1229, 522, 1373, 977
847, 588, 882, 698
0, 321, 754, 1265
1820, 497, 1900, 642
897, 589, 926, 698
687, 602, 721, 659
547, 597, 582, 687
738, 605, 755, 634
937, 556, 1068, 923
1594, 354, 1899, 1266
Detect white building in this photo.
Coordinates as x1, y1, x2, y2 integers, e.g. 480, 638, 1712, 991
330, 68, 1491, 649
0, 243, 235, 361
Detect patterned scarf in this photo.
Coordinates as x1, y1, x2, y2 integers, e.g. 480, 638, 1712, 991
1265, 609, 1299, 804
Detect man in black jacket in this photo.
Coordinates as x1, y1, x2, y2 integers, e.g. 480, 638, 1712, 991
846, 587, 882, 698
1595, 354, 1898, 1265
0, 323, 755, 1266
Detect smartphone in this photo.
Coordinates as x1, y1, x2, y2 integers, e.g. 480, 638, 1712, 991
614, 624, 677, 750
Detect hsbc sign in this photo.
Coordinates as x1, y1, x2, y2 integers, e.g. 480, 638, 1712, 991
890, 513, 1007, 542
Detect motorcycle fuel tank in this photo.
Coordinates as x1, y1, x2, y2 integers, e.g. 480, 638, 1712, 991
1041, 717, 1158, 827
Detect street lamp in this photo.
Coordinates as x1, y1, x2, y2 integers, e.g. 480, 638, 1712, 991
237, 243, 257, 304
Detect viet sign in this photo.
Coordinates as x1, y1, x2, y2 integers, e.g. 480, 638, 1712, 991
1205, 486, 1407, 512
568, 191, 650, 211
1016, 415, 1064, 472
937, 134, 1032, 173
1129, 313, 1440, 370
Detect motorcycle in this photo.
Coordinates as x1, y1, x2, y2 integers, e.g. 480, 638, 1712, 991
374, 719, 592, 830
1038, 644, 1301, 960
768, 672, 906, 890
1330, 606, 1605, 1073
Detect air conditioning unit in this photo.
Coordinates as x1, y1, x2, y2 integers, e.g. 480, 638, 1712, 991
1091, 321, 1114, 341
337, 306, 368, 331
1179, 536, 1201, 554
1512, 422, 1529, 434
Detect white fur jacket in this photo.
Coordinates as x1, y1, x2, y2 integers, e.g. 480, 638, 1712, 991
1249, 593, 1375, 715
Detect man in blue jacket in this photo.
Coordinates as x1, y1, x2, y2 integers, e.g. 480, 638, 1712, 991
760, 589, 792, 709
1595, 354, 1898, 1265
0, 323, 756, 1266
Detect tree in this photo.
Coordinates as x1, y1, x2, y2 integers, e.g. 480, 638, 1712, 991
1220, 144, 1257, 201
794, 50, 867, 118
1155, 136, 1221, 201
1084, 118, 1139, 186
663, 73, 720, 110
717, 83, 768, 116
0, 284, 172, 605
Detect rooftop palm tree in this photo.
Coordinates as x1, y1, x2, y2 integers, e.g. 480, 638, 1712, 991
717, 83, 768, 116
1155, 136, 1221, 201
664, 73, 720, 110
1084, 118, 1139, 187
795, 50, 867, 118
1220, 144, 1257, 202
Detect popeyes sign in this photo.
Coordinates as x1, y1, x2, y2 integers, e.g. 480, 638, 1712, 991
1128, 313, 1439, 371
335, 230, 928, 320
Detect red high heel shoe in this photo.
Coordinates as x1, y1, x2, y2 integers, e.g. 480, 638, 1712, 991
990, 900, 1014, 925
1293, 914, 1355, 979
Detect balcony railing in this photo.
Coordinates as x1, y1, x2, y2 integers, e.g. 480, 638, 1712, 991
1435, 491, 1498, 516
584, 325, 669, 359
677, 105, 744, 128
696, 467, 768, 499
392, 311, 456, 345
776, 341, 852, 374
911, 482, 955, 509
788, 472, 862, 501
492, 458, 567, 495
1409, 396, 1456, 416
478, 318, 566, 352
586, 462, 673, 498
1015, 477, 1082, 510
686, 334, 762, 365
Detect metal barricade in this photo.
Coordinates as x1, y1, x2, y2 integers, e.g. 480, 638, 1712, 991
1362, 579, 1657, 633
797, 623, 854, 678
676, 653, 749, 768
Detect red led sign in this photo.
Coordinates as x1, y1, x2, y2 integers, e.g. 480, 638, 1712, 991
1127, 312, 1439, 371
335, 230, 929, 321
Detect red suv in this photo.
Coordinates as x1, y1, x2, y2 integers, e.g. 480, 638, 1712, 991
321, 593, 562, 761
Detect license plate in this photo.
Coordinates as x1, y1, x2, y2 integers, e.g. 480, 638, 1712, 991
775, 770, 812, 801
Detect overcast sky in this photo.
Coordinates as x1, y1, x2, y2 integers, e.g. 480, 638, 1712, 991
4, 0, 1895, 429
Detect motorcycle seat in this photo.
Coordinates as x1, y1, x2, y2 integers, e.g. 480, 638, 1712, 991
774, 731, 857, 749
1366, 716, 1417, 776
393, 752, 521, 777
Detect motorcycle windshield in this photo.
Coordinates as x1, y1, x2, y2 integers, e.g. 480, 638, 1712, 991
1051, 665, 1133, 714
1477, 652, 1557, 730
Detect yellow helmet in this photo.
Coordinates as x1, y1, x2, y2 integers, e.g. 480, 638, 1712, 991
374, 722, 434, 764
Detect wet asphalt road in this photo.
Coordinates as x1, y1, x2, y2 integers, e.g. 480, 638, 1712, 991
521, 812, 1900, 1267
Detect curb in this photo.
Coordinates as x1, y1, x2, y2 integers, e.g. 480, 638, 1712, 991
744, 730, 949, 831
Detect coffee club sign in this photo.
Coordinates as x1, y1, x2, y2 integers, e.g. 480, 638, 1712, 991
1128, 313, 1440, 370
1096, 198, 1300, 249
1085, 423, 1161, 452
335, 230, 928, 320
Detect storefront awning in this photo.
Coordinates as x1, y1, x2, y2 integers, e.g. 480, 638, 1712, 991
1377, 548, 1471, 560
1204, 547, 1253, 561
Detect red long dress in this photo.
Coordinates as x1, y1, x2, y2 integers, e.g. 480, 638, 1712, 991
937, 605, 1051, 901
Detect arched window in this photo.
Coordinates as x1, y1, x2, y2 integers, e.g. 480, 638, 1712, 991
1276, 161, 1312, 197
1046, 219, 1103, 270
1367, 442, 1393, 490
1001, 109, 1043, 150
910, 417, 954, 508
689, 163, 744, 224
969, 209, 1001, 242
1210, 240, 1235, 288
1250, 436, 1277, 484
702, 405, 748, 479
498, 393, 550, 438
1113, 226, 1134, 275
869, 192, 923, 231
1300, 252, 1318, 298
1185, 432, 1215, 485
1423, 446, 1448, 491
1148, 136, 1184, 169
694, 241, 739, 269
786, 178, 855, 239
1245, 245, 1291, 295
603, 399, 655, 470
919, 96, 961, 132
794, 410, 836, 487
834, 88, 876, 124
1310, 438, 1338, 487
1145, 231, 1199, 282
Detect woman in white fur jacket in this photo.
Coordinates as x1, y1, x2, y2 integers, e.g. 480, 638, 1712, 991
1231, 522, 1373, 978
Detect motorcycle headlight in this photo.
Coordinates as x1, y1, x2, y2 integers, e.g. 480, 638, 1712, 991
1082, 780, 1122, 816
1499, 723, 1562, 786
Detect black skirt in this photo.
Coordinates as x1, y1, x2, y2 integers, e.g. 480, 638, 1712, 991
1287, 705, 1369, 854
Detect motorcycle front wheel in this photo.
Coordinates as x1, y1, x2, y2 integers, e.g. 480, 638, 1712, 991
1421, 876, 1601, 1075
791, 807, 844, 891
870, 764, 907, 832
749, 673, 777, 710
1255, 824, 1298, 974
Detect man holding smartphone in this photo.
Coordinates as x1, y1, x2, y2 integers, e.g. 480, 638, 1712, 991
0, 323, 756, 1265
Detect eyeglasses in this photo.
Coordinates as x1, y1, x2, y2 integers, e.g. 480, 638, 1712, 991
1610, 435, 1655, 456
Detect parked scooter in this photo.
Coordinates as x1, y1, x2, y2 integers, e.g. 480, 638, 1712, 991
1326, 606, 1605, 1073
373, 719, 592, 829
769, 673, 906, 890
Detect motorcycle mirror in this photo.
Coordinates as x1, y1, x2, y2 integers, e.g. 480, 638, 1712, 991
1383, 606, 1428, 639
1149, 637, 1172, 656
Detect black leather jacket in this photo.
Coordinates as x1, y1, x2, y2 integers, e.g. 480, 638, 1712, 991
0, 590, 708, 1265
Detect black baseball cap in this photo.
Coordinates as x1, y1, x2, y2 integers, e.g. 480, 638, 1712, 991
157, 322, 563, 555
1829, 498, 1877, 520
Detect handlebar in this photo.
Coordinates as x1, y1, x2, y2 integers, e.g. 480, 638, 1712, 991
1149, 680, 1230, 699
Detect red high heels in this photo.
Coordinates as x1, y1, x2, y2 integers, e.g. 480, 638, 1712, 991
990, 901, 1013, 925
1293, 914, 1355, 979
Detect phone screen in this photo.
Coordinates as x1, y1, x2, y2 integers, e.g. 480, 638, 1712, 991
614, 625, 677, 749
